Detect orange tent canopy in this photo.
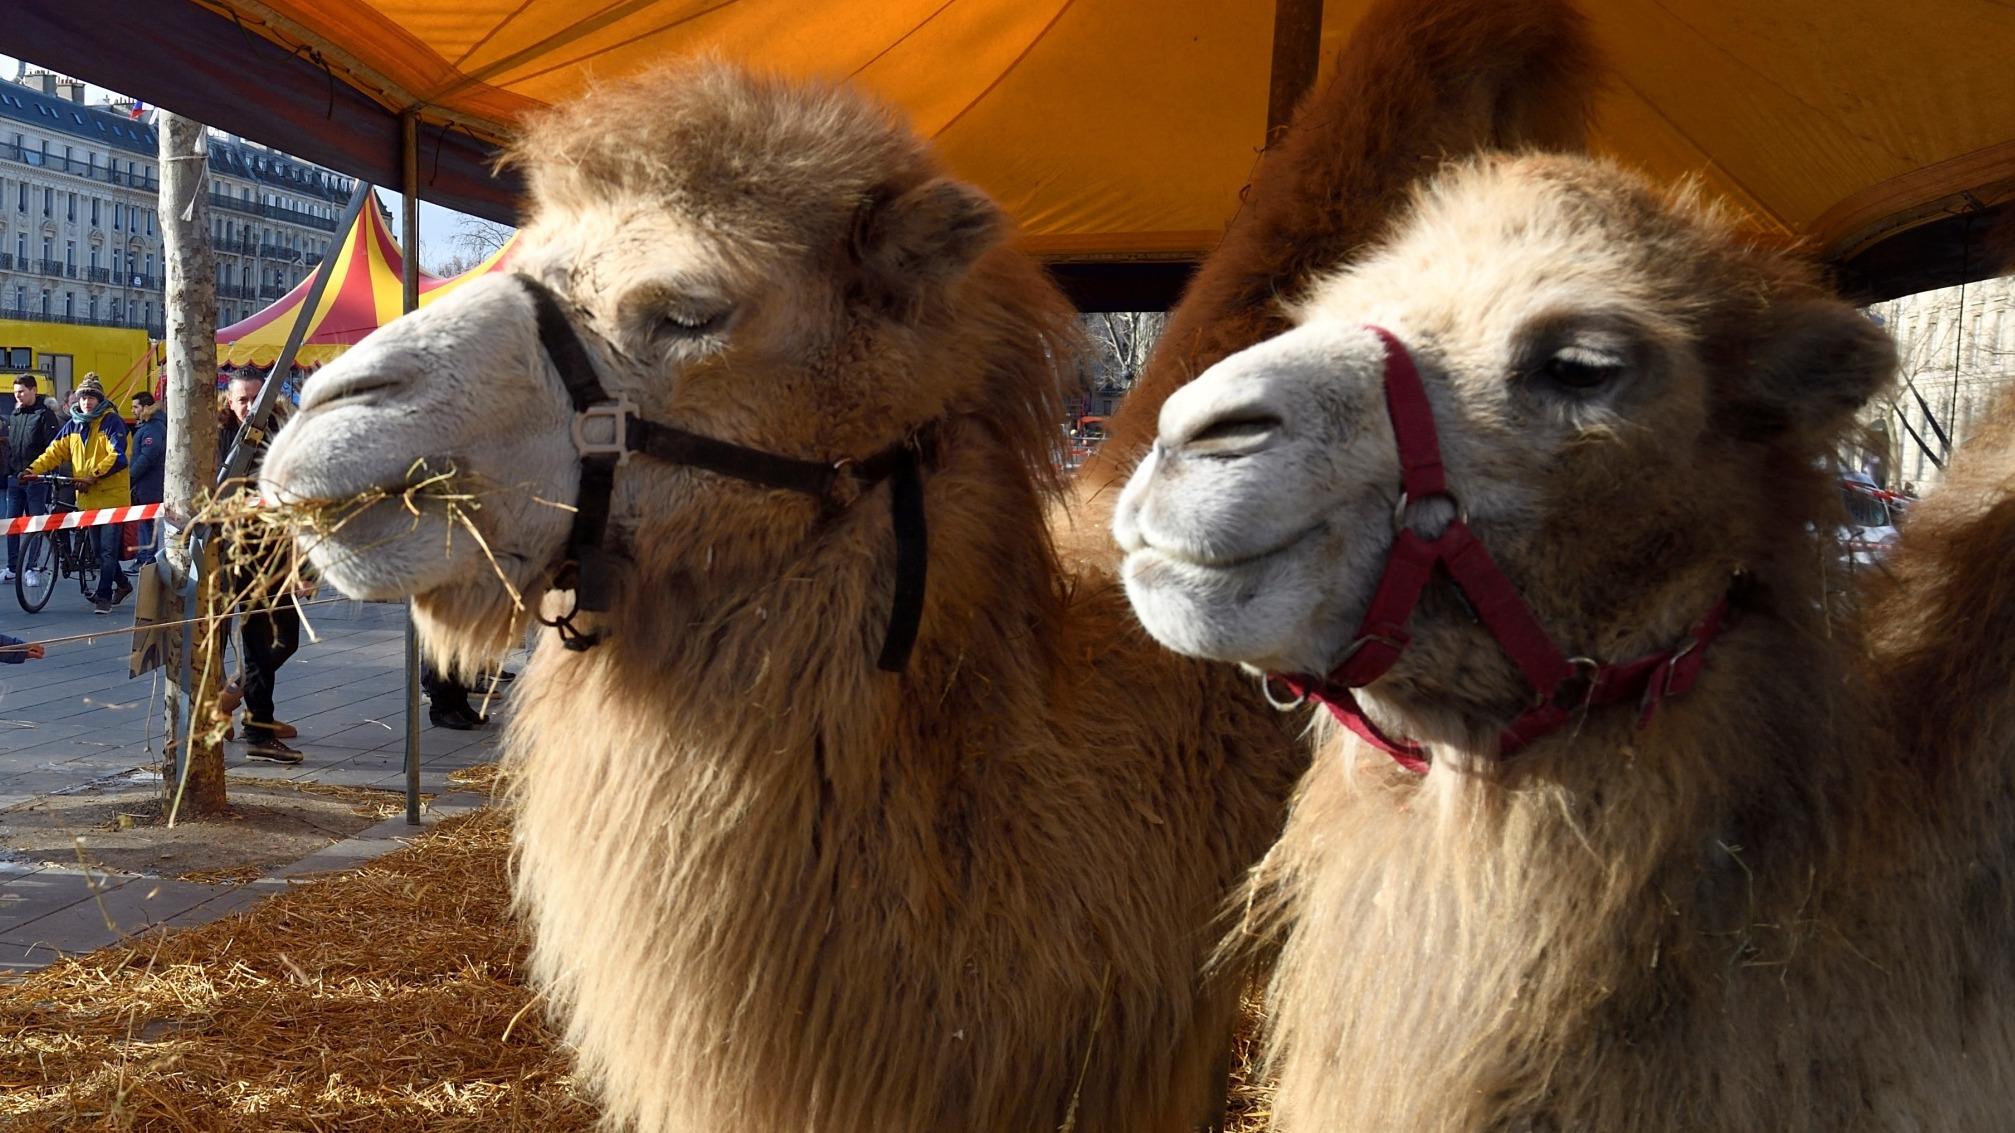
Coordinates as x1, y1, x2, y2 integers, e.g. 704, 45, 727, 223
12, 1, 2015, 302
217, 207, 516, 368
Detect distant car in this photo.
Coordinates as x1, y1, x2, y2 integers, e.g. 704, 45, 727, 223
1839, 473, 1903, 565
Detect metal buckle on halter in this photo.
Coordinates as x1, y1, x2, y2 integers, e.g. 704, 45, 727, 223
570, 397, 638, 464
1391, 490, 1468, 534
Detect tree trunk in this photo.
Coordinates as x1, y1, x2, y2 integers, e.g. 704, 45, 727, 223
158, 112, 228, 816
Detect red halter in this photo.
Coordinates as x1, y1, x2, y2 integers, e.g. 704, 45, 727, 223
1266, 327, 1731, 774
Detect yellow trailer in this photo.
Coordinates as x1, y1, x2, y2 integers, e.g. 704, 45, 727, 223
0, 319, 158, 403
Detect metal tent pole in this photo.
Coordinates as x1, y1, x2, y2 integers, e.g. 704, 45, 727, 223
400, 111, 423, 826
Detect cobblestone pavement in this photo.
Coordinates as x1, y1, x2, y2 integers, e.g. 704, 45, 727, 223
0, 574, 510, 973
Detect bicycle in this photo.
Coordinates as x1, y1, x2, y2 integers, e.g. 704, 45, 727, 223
14, 475, 99, 614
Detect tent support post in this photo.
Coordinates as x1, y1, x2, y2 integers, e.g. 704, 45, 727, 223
218, 180, 372, 486
400, 111, 424, 827
1266, 0, 1325, 146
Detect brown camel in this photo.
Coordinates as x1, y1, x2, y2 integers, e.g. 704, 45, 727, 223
261, 63, 1305, 1132
1115, 99, 2015, 1129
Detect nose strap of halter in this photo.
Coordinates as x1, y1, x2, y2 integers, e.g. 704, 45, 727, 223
519, 273, 929, 671
1272, 325, 1733, 769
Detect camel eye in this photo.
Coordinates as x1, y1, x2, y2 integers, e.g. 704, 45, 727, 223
658, 305, 735, 340
1541, 343, 1625, 392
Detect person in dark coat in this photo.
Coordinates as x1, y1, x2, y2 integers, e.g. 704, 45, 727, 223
3, 374, 59, 584
219, 372, 302, 763
126, 391, 167, 567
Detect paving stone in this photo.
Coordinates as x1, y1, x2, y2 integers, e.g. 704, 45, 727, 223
0, 870, 132, 939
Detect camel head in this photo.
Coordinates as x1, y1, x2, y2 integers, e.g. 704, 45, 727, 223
1115, 153, 1895, 751
263, 64, 1072, 668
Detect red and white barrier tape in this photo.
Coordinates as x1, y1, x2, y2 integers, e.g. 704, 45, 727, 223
1, 503, 160, 537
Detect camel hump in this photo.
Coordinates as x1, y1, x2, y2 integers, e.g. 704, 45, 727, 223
1080, 0, 1600, 492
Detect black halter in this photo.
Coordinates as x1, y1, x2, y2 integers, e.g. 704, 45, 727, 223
518, 274, 931, 672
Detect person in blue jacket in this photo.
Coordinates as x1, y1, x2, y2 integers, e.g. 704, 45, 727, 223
126, 391, 167, 568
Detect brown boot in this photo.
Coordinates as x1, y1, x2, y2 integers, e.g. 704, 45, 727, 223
245, 719, 299, 741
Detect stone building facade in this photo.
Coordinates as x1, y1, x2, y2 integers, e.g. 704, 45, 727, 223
1863, 274, 2015, 492
0, 68, 352, 338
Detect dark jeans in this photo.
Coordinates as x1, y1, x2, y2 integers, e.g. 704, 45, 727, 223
241, 600, 301, 729
422, 662, 476, 715
4, 479, 48, 570
91, 523, 123, 601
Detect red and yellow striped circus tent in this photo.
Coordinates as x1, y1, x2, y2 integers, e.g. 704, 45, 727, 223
216, 203, 516, 368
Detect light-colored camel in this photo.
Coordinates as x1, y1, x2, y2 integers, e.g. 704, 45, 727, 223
260, 64, 1309, 1132
1115, 135, 2015, 1128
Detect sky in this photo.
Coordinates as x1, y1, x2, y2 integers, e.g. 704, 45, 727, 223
1, 54, 510, 274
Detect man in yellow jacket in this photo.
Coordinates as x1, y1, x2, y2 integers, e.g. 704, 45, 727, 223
21, 374, 132, 613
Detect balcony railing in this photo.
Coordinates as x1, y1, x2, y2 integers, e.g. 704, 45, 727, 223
258, 244, 302, 262
208, 192, 340, 233
0, 305, 163, 336
34, 259, 68, 278
0, 142, 160, 193
84, 266, 111, 283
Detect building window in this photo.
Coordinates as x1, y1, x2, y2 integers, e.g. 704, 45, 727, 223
87, 295, 97, 319
109, 298, 121, 320
90, 199, 99, 226
63, 292, 73, 318
65, 193, 75, 222
41, 238, 52, 264
12, 234, 22, 262
146, 210, 154, 235
41, 187, 51, 217
113, 203, 123, 231
88, 246, 98, 270
14, 182, 23, 212
64, 240, 74, 270
39, 290, 49, 316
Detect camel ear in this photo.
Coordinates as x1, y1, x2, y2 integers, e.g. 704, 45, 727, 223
1736, 300, 1895, 440
853, 178, 1005, 300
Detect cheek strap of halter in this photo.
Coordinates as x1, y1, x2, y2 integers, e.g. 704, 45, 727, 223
520, 274, 929, 671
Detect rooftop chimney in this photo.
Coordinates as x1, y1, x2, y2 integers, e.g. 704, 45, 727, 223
27, 70, 58, 96
54, 78, 85, 104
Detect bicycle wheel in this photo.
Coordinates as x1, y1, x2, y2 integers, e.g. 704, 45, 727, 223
16, 532, 55, 613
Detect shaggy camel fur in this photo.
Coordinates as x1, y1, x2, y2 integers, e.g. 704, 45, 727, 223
260, 66, 1310, 1132
1116, 136, 2015, 1130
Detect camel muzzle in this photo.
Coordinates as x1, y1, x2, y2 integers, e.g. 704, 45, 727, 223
516, 273, 933, 671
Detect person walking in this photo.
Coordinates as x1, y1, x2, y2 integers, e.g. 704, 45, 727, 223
2, 375, 60, 587
20, 374, 130, 613
126, 391, 167, 569
219, 372, 302, 763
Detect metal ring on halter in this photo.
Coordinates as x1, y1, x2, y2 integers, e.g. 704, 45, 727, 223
1261, 674, 1310, 711
1392, 489, 1468, 534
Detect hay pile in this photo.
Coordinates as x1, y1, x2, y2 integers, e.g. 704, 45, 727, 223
0, 776, 1275, 1130
0, 807, 595, 1131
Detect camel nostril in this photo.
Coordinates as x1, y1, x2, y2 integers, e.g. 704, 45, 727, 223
1182, 413, 1283, 456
